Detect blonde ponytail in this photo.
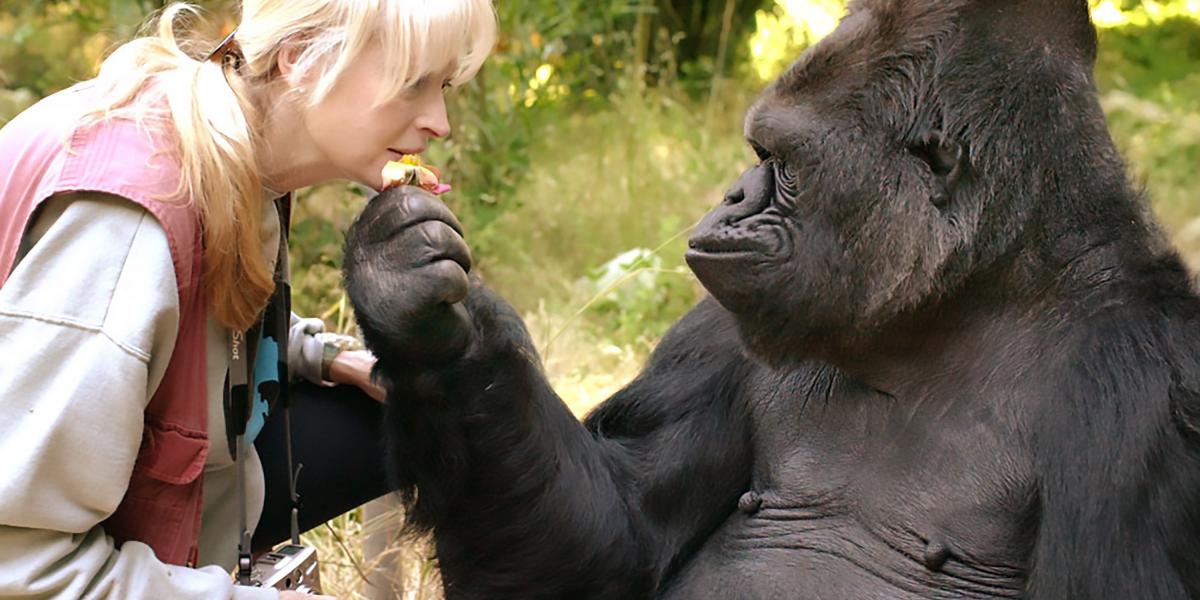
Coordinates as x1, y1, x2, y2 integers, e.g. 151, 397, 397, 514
85, 3, 270, 331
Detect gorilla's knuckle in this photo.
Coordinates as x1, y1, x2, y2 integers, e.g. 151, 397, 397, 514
427, 257, 468, 281
427, 259, 470, 300
412, 220, 464, 253
409, 220, 442, 248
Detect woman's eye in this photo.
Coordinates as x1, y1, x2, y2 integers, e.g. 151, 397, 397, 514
403, 76, 451, 96
402, 79, 427, 97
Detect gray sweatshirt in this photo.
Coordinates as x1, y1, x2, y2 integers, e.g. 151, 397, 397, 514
0, 192, 328, 599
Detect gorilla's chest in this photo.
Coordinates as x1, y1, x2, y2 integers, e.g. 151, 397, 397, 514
664, 366, 1035, 599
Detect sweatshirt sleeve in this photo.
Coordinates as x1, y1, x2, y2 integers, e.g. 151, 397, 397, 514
288, 312, 332, 385
0, 193, 277, 600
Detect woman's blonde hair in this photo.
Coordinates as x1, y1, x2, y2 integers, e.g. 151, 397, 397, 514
82, 0, 496, 330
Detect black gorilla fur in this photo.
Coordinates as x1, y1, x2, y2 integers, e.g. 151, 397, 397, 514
343, 0, 1200, 598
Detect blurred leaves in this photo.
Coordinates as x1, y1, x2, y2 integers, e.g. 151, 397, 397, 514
746, 0, 846, 82
0, 0, 232, 123
1094, 13, 1200, 229
428, 0, 769, 235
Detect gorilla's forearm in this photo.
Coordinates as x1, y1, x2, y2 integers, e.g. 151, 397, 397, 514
374, 291, 754, 598
383, 354, 647, 597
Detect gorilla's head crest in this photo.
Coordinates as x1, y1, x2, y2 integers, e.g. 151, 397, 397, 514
686, 0, 1139, 365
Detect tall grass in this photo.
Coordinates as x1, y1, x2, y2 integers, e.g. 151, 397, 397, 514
459, 83, 754, 310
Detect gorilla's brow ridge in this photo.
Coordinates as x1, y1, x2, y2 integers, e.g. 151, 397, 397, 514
744, 108, 790, 160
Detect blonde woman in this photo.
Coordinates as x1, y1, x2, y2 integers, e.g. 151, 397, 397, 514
0, 1, 495, 598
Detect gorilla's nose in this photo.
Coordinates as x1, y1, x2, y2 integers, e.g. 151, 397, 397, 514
717, 187, 769, 227
716, 165, 773, 225
724, 186, 745, 205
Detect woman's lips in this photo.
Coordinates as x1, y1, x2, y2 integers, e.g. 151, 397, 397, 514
388, 147, 425, 157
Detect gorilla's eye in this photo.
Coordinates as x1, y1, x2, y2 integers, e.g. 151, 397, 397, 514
750, 141, 771, 163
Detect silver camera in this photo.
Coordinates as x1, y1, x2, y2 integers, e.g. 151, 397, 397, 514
252, 543, 322, 593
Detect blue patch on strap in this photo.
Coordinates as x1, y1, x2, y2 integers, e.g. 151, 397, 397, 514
244, 334, 280, 444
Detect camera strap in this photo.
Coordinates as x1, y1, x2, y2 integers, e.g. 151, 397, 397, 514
227, 195, 299, 585
229, 323, 257, 585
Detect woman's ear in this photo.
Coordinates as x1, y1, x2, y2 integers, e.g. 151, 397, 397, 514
275, 43, 304, 84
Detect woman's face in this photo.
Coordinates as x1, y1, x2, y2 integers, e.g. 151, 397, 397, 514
300, 42, 453, 190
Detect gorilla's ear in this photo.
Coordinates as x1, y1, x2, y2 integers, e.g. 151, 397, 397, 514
909, 128, 968, 210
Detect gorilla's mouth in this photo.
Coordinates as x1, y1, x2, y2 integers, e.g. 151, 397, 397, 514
685, 225, 788, 315
685, 233, 783, 315
685, 239, 768, 258
685, 222, 787, 261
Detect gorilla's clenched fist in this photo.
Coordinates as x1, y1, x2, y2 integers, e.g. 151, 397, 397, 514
343, 186, 475, 368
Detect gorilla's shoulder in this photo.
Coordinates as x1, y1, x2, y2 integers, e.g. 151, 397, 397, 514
1050, 256, 1200, 397
585, 296, 754, 436
647, 296, 745, 369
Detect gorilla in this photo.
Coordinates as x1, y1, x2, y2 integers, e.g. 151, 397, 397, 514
343, 0, 1200, 598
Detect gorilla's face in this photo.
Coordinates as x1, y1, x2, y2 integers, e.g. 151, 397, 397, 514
686, 0, 1103, 362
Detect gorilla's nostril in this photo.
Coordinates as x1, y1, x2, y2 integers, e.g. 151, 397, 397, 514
725, 191, 744, 205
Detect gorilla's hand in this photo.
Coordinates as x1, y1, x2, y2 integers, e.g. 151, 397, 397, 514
343, 186, 474, 367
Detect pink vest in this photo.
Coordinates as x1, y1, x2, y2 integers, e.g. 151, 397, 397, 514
0, 83, 209, 567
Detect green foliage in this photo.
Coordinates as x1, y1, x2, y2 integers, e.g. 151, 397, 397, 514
577, 247, 697, 347
744, 0, 846, 82
286, 183, 372, 332
456, 81, 754, 322
427, 0, 770, 237
425, 0, 634, 231
0, 0, 231, 123
1095, 15, 1200, 228
0, 0, 143, 98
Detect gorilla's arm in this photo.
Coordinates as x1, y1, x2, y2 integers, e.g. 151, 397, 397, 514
1026, 316, 1200, 599
377, 291, 753, 598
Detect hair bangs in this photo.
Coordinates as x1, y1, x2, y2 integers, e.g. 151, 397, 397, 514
374, 0, 496, 104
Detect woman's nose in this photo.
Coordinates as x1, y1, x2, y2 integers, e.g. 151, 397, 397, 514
418, 95, 451, 139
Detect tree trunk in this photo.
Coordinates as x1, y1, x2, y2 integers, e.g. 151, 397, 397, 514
708, 0, 737, 115
633, 0, 655, 82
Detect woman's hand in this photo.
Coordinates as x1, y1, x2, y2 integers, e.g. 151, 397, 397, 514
326, 349, 386, 402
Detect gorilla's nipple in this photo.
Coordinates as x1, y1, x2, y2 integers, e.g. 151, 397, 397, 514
923, 534, 954, 572
737, 491, 763, 514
